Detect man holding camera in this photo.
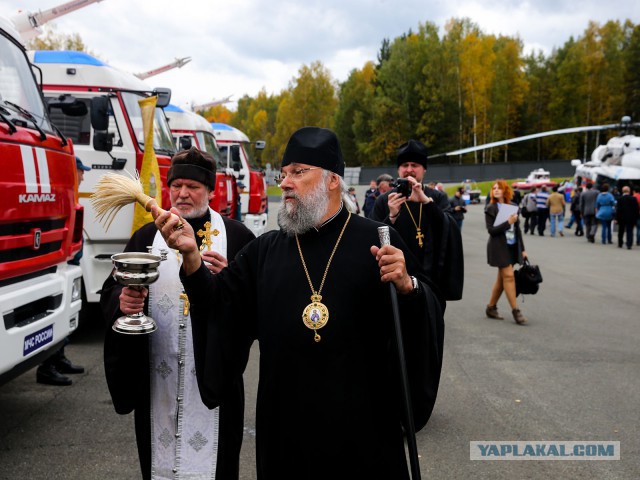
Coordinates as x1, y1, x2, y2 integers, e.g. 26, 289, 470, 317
372, 139, 463, 303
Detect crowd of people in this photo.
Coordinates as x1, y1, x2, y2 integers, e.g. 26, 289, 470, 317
519, 182, 640, 249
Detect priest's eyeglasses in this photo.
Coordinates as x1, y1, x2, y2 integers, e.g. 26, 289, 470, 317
274, 167, 321, 186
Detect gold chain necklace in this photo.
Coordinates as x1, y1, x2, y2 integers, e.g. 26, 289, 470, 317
403, 202, 424, 248
295, 212, 351, 342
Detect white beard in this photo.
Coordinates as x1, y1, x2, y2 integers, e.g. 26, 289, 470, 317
180, 195, 210, 219
277, 178, 330, 236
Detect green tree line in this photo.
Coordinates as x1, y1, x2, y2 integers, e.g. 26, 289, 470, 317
30, 19, 640, 168
208, 17, 640, 168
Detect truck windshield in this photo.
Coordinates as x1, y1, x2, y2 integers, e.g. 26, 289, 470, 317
196, 131, 223, 164
121, 91, 175, 154
242, 142, 261, 169
0, 34, 53, 132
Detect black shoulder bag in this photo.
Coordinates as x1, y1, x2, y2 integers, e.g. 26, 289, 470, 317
515, 258, 543, 296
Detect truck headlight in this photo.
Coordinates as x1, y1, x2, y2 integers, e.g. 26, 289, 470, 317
72, 277, 82, 302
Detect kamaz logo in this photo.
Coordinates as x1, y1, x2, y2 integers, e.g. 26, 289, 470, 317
32, 228, 42, 250
19, 193, 56, 203
19, 146, 56, 203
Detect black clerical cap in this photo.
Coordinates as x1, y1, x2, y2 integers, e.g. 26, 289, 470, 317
281, 127, 345, 176
396, 139, 428, 168
167, 146, 216, 190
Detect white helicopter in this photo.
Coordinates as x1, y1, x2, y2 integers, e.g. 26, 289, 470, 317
429, 116, 640, 189
571, 116, 640, 187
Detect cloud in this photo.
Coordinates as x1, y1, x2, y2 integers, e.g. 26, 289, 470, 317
1, 0, 637, 109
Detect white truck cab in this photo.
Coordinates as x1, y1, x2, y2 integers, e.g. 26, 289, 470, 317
29, 50, 176, 304
211, 123, 268, 236
165, 105, 238, 218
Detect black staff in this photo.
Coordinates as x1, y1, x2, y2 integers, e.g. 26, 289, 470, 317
378, 226, 422, 480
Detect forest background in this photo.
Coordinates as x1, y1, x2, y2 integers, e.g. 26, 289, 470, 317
30, 17, 640, 168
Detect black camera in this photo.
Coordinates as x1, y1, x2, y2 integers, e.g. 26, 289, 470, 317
391, 178, 412, 197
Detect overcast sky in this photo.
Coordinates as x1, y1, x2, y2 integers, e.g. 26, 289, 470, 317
2, 0, 639, 111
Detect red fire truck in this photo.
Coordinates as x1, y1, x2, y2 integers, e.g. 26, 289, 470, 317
165, 104, 238, 218
211, 123, 268, 236
0, 19, 84, 384
28, 49, 176, 305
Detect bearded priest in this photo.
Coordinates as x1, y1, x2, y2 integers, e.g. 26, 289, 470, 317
100, 147, 255, 480
153, 128, 445, 480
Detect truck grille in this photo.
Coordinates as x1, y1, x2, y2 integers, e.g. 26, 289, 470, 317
0, 241, 63, 262
0, 219, 67, 271
3, 294, 63, 329
0, 219, 65, 236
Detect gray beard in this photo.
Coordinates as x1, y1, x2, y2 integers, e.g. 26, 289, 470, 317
180, 197, 210, 219
277, 179, 329, 236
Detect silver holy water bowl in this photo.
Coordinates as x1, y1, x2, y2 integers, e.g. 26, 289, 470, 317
111, 250, 167, 334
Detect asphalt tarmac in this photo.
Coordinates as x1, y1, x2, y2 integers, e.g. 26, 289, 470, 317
1, 198, 638, 479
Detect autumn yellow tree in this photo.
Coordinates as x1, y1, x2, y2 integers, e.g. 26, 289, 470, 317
272, 61, 337, 161
334, 61, 377, 165
459, 32, 496, 163
201, 104, 234, 125
232, 90, 281, 166
490, 36, 529, 162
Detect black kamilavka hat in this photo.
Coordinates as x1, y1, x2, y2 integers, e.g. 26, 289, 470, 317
281, 127, 345, 176
396, 139, 428, 168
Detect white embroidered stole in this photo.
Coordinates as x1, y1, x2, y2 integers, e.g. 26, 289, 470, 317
147, 211, 225, 479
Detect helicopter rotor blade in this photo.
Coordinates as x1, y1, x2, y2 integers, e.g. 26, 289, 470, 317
429, 123, 640, 159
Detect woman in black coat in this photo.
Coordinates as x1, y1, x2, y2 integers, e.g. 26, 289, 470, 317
485, 180, 528, 325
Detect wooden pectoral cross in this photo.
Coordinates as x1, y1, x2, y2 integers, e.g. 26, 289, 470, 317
416, 228, 425, 248
196, 221, 219, 252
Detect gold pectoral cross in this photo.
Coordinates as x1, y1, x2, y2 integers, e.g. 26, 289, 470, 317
416, 228, 425, 248
179, 292, 190, 316
196, 221, 219, 252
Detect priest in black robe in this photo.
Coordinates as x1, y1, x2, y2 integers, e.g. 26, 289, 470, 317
371, 139, 464, 302
100, 147, 255, 480
154, 128, 445, 480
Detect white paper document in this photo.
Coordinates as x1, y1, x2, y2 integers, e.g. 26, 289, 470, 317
493, 203, 519, 226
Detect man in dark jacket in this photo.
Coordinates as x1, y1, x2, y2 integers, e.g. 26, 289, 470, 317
362, 180, 378, 218
580, 182, 599, 243
615, 186, 639, 249
449, 187, 467, 230
569, 187, 584, 236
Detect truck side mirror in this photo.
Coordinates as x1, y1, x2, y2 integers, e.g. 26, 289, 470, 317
153, 88, 172, 108
179, 136, 192, 150
255, 140, 266, 150
93, 131, 114, 152
90, 96, 110, 131
230, 145, 242, 171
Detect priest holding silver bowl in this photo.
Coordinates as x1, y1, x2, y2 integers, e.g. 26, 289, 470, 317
110, 251, 165, 334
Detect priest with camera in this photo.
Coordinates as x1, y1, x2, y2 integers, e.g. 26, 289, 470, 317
371, 139, 463, 303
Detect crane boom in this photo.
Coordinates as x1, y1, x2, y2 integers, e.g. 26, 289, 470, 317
192, 95, 233, 111
10, 0, 104, 41
135, 57, 192, 80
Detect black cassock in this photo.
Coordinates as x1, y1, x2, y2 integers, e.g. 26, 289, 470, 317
181, 207, 445, 480
371, 188, 464, 302
100, 214, 256, 480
